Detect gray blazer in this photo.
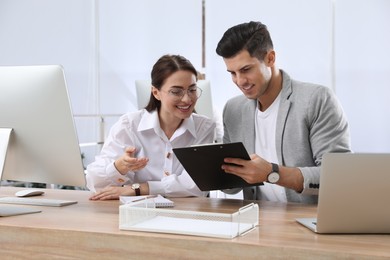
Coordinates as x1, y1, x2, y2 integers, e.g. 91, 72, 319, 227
222, 70, 351, 204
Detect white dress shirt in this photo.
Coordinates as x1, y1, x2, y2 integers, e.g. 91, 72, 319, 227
86, 109, 215, 197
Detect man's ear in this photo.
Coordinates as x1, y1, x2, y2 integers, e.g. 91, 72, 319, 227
266, 50, 276, 66
152, 86, 160, 100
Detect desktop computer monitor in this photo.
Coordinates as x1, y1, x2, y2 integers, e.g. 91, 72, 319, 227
0, 65, 86, 188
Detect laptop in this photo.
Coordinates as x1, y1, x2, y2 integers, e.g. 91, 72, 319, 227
173, 142, 262, 191
296, 153, 390, 233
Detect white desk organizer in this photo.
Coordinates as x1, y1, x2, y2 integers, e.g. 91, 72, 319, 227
119, 200, 259, 239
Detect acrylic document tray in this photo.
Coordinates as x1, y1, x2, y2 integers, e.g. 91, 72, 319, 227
119, 200, 259, 239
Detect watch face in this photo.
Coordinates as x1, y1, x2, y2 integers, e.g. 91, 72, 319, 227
131, 183, 141, 196
132, 183, 140, 189
267, 172, 280, 183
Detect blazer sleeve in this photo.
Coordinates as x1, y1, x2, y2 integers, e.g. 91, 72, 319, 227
299, 86, 351, 195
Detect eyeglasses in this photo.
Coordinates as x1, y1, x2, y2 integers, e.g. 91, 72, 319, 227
166, 87, 203, 100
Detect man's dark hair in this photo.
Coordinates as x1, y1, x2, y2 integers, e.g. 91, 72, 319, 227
216, 21, 274, 60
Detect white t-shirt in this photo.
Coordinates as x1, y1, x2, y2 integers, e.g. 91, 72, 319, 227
86, 109, 215, 197
255, 94, 287, 202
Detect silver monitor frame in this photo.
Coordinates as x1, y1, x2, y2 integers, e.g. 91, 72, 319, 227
0, 65, 86, 187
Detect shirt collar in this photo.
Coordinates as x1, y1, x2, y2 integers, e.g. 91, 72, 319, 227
138, 109, 197, 139
138, 109, 159, 131
173, 115, 197, 139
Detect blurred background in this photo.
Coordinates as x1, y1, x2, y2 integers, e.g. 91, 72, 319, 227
1, 0, 389, 170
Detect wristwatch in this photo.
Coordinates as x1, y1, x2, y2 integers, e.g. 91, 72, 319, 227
131, 183, 141, 196
267, 163, 280, 184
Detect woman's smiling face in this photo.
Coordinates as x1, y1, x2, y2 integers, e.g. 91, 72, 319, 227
153, 70, 198, 123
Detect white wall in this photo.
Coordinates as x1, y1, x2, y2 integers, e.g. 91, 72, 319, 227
0, 0, 95, 113
334, 0, 390, 152
1, 0, 390, 164
205, 0, 333, 115
97, 0, 202, 115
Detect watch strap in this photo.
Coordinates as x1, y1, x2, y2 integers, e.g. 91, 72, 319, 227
271, 163, 279, 173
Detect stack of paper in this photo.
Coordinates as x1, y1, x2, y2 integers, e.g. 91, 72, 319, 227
119, 194, 174, 208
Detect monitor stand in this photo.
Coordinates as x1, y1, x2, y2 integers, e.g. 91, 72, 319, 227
0, 128, 41, 217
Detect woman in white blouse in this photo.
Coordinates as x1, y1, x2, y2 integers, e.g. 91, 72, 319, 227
86, 55, 216, 200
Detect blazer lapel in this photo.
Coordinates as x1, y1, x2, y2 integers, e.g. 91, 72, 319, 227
276, 71, 293, 164
242, 99, 257, 154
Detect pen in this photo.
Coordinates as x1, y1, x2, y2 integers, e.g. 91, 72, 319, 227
132, 195, 157, 203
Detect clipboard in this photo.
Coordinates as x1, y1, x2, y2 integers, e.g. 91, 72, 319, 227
173, 142, 262, 191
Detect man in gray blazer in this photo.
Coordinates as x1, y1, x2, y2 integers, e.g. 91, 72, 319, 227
216, 21, 351, 204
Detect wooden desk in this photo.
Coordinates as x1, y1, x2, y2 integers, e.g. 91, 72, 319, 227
0, 187, 389, 259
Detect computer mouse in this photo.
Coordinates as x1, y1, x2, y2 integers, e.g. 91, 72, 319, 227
15, 189, 45, 197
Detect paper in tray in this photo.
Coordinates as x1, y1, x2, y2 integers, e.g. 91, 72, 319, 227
119, 202, 258, 239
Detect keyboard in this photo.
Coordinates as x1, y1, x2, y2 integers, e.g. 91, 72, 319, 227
0, 197, 77, 207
